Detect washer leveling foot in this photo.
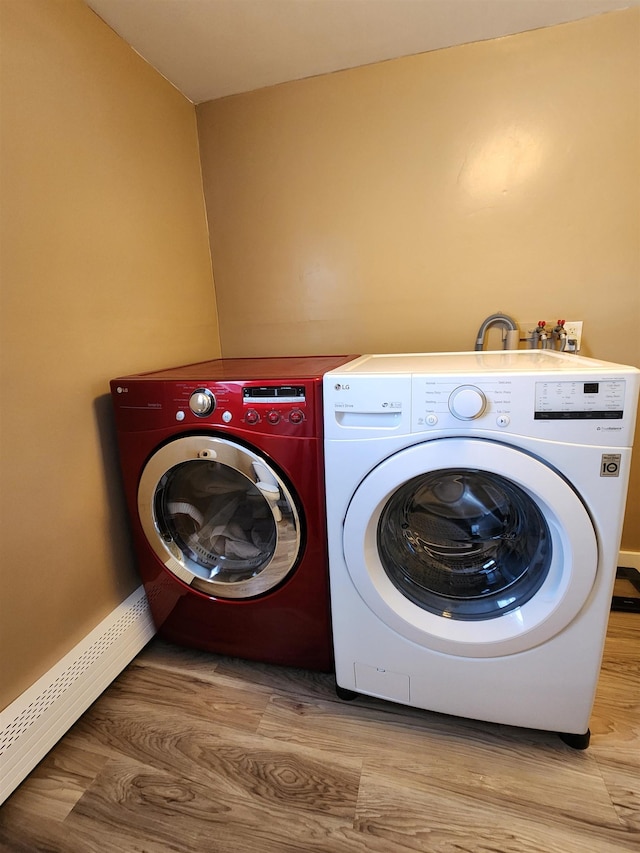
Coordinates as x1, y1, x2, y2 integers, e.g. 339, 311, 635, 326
558, 729, 591, 750
335, 684, 359, 701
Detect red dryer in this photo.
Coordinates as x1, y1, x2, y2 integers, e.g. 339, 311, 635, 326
110, 355, 354, 671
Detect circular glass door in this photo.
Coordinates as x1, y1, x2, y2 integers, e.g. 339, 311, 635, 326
343, 437, 597, 657
138, 435, 301, 598
378, 469, 551, 621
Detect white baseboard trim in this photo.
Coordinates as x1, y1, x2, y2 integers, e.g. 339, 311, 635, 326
618, 550, 640, 571
0, 585, 156, 805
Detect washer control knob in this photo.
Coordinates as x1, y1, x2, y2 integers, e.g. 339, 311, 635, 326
245, 409, 260, 425
189, 388, 215, 417
289, 408, 305, 424
267, 410, 281, 425
449, 385, 486, 420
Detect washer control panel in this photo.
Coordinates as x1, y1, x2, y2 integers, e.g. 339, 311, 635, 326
448, 385, 486, 420
411, 374, 631, 444
324, 354, 638, 447
413, 377, 514, 430
534, 380, 625, 420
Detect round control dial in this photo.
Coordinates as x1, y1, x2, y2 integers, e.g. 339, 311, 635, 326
189, 388, 215, 417
289, 409, 305, 424
448, 385, 486, 420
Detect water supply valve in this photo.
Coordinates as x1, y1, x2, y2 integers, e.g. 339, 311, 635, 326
552, 319, 568, 351
534, 321, 549, 348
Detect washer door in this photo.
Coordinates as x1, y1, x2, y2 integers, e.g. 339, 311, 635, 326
138, 435, 301, 598
343, 438, 598, 657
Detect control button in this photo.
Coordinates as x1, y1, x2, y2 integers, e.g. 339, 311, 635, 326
189, 388, 215, 417
426, 414, 438, 426
222, 411, 232, 423
289, 409, 305, 424
245, 409, 260, 425
496, 415, 510, 428
267, 410, 281, 425
175, 410, 185, 422
449, 385, 486, 420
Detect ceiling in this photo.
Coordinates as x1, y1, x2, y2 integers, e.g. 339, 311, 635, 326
85, 0, 637, 104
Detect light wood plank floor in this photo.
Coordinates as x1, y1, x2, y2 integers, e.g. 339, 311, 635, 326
1, 610, 637, 852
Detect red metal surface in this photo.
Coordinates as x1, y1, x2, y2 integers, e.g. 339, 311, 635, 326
116, 354, 355, 382
110, 355, 355, 671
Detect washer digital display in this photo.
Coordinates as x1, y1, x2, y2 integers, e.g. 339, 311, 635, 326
534, 380, 625, 420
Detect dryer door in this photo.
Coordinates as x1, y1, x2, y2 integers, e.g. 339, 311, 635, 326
138, 435, 301, 598
343, 437, 598, 657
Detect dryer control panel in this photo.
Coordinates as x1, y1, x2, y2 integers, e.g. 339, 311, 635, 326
110, 378, 316, 437
241, 385, 307, 427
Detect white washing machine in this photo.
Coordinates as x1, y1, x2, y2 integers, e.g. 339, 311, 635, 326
324, 350, 639, 747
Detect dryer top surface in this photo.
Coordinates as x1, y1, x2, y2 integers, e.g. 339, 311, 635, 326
115, 354, 357, 383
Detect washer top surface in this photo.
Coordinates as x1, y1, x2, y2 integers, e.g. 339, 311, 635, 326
117, 354, 357, 382
330, 350, 637, 377
323, 350, 639, 446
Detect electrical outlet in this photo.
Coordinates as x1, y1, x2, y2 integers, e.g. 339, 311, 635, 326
563, 321, 583, 352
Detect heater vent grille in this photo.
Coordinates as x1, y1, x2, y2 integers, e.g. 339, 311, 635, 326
0, 587, 155, 803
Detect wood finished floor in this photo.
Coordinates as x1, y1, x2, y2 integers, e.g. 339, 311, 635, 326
1, 610, 637, 852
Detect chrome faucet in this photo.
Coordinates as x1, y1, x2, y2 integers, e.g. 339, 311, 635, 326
474, 313, 519, 351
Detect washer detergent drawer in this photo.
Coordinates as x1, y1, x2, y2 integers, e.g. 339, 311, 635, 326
343, 437, 597, 658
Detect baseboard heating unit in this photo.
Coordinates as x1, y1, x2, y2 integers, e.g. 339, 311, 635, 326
0, 586, 155, 804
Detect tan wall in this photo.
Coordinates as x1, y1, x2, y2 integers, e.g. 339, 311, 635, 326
197, 9, 640, 550
0, 0, 220, 709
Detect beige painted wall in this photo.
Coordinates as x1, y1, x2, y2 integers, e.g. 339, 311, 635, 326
197, 9, 640, 549
0, 0, 221, 709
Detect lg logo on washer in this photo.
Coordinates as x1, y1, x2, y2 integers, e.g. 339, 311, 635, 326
334, 383, 350, 390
